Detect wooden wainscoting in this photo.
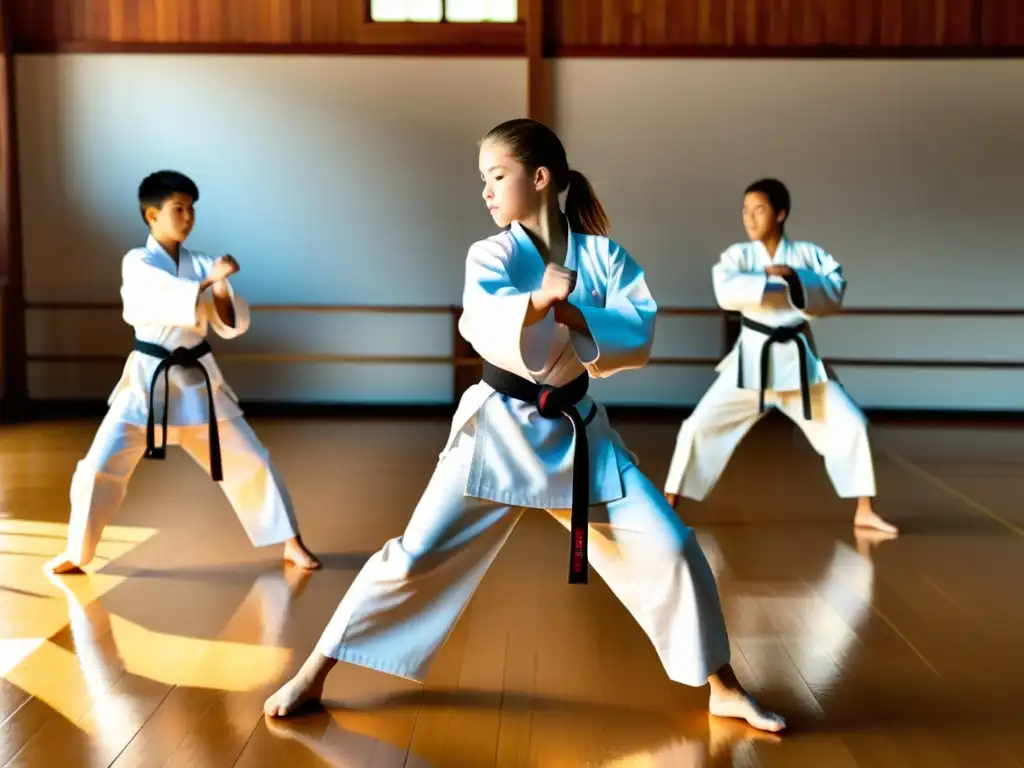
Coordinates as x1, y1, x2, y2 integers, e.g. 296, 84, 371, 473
20, 301, 1024, 419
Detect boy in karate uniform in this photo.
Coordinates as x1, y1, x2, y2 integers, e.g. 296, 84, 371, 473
45, 170, 320, 574
664, 178, 897, 534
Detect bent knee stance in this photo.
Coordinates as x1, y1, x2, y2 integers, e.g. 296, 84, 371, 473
808, 395, 871, 459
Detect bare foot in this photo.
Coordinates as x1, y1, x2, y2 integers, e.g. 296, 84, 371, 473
43, 554, 85, 575
853, 501, 898, 534
264, 674, 325, 718
664, 492, 679, 508
283, 537, 321, 570
707, 664, 786, 733
709, 688, 787, 733
264, 653, 336, 718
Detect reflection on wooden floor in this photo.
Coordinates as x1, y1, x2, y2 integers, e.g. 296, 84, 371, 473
2, 413, 1024, 767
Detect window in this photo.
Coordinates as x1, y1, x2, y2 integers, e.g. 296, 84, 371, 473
370, 0, 518, 23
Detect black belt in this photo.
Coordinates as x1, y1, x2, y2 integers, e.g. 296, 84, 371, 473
133, 338, 223, 482
736, 317, 812, 420
481, 361, 596, 585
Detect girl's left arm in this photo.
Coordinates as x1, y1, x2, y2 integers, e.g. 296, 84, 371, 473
562, 242, 657, 379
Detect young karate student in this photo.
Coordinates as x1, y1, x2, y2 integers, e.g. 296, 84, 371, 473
44, 170, 320, 574
263, 119, 786, 734
663, 178, 897, 534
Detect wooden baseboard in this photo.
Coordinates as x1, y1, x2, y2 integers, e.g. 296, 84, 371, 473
0, 393, 28, 423
15, 399, 1024, 426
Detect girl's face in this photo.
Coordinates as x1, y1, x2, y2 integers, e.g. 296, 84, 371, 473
742, 191, 785, 242
478, 139, 550, 228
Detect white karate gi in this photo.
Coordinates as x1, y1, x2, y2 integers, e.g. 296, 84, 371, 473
312, 222, 732, 688
61, 235, 299, 568
664, 238, 876, 501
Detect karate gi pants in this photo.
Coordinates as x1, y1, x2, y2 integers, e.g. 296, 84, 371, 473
63, 405, 300, 568
313, 436, 733, 688
664, 375, 876, 501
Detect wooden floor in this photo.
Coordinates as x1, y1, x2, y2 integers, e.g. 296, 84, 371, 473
2, 412, 1024, 767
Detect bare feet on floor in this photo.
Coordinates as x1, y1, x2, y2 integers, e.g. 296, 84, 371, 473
853, 499, 898, 534
284, 537, 321, 570
264, 654, 336, 718
708, 664, 786, 733
709, 688, 787, 733
264, 674, 325, 718
43, 553, 85, 575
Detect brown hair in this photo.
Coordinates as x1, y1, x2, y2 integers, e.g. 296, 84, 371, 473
482, 118, 610, 236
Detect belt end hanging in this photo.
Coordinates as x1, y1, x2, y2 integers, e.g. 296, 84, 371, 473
568, 525, 588, 585
208, 438, 224, 483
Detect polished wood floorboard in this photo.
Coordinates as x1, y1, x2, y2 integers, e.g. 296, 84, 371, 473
2, 413, 1023, 767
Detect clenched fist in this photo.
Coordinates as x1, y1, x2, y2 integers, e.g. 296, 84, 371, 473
531, 263, 577, 313
764, 264, 793, 278
209, 255, 240, 282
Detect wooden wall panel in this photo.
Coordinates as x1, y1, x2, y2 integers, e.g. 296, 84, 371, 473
11, 0, 525, 53
551, 0, 1022, 53
977, 0, 1024, 46
13, 0, 364, 46
10, 0, 1023, 54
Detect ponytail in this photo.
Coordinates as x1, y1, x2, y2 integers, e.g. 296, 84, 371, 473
564, 169, 610, 237
480, 119, 610, 235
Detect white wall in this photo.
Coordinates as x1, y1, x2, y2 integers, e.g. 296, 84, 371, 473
17, 54, 525, 404
16, 55, 1024, 410
557, 59, 1024, 411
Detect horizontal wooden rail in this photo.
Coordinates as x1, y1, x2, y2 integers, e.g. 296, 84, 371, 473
657, 307, 1024, 317
29, 353, 455, 365
25, 301, 455, 314
25, 302, 1024, 317
24, 301, 1023, 405
29, 354, 1022, 370
641, 357, 1024, 370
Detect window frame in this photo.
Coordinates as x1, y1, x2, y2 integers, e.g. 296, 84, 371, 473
359, 0, 524, 52
366, 0, 521, 25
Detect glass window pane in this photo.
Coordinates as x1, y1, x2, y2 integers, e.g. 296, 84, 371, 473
485, 0, 517, 22
409, 0, 443, 21
370, 0, 410, 21
371, 0, 442, 22
445, 0, 517, 22
444, 0, 483, 22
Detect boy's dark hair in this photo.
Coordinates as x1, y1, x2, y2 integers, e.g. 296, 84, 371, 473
744, 178, 790, 231
138, 170, 199, 225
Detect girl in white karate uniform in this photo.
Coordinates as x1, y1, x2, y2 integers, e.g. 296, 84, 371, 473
264, 120, 786, 733
663, 178, 897, 534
